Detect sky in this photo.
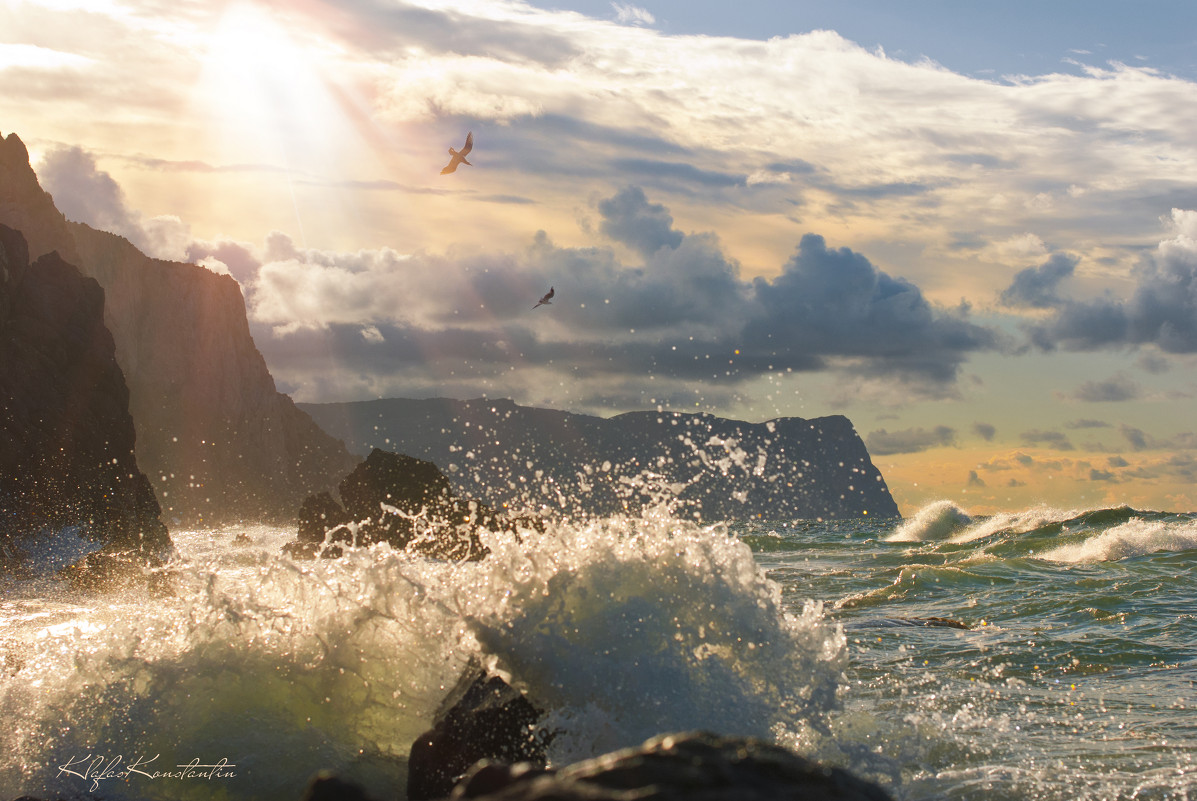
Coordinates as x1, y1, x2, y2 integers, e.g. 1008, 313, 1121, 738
2, 0, 1197, 515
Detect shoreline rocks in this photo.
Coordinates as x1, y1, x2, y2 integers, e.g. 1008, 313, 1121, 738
1, 224, 170, 572
284, 449, 542, 560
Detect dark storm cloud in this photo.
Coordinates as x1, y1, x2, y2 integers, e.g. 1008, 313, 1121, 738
251, 187, 998, 403
864, 426, 956, 455
743, 233, 997, 384
598, 186, 684, 257
1019, 232, 1197, 354
1000, 253, 1078, 309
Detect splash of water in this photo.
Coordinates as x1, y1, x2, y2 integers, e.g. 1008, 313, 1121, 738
1, 510, 845, 800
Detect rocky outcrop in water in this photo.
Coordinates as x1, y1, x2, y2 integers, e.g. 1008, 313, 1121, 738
408, 667, 548, 801
0, 131, 357, 524
0, 224, 169, 569
448, 731, 895, 801
299, 397, 900, 520
283, 449, 540, 559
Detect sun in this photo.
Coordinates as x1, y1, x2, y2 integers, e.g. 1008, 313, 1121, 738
192, 2, 349, 171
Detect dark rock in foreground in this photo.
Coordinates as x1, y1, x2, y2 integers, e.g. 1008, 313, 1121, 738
0, 224, 170, 570
408, 666, 549, 801
451, 731, 894, 801
300, 397, 900, 521
284, 449, 541, 559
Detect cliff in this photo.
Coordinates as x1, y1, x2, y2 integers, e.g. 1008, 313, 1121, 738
0, 225, 169, 564
0, 132, 358, 524
299, 397, 901, 520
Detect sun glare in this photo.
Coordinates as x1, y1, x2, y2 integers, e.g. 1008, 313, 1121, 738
193, 3, 349, 171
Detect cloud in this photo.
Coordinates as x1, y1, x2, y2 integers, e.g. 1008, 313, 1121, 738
1023, 210, 1197, 353
1067, 372, 1142, 402
1066, 418, 1111, 429
611, 3, 655, 26
864, 426, 956, 455
1020, 429, 1074, 450
243, 187, 997, 404
37, 145, 141, 235
599, 186, 684, 257
1000, 252, 1078, 309
972, 422, 996, 441
1088, 468, 1117, 482
967, 470, 986, 487
36, 145, 191, 260
745, 233, 997, 387
1120, 425, 1197, 452
1107, 455, 1130, 468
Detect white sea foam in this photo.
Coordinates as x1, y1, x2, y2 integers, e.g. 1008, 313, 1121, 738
1039, 517, 1197, 563
945, 504, 1082, 545
0, 514, 845, 800
885, 500, 972, 542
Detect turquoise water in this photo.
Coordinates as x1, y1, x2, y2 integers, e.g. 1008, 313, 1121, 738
751, 503, 1197, 800
1, 502, 1194, 800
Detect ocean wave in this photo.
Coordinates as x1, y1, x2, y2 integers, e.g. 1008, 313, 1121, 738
0, 515, 845, 799
885, 500, 973, 542
1038, 517, 1197, 563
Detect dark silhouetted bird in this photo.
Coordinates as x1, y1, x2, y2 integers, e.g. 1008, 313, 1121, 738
441, 132, 474, 174
533, 287, 554, 308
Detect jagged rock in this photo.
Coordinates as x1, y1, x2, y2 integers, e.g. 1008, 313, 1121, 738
0, 225, 171, 571
450, 731, 895, 801
300, 397, 900, 521
300, 772, 377, 801
0, 131, 358, 525
284, 449, 541, 559
408, 666, 549, 801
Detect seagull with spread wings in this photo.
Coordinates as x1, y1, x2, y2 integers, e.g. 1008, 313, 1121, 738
533, 287, 554, 309
441, 132, 474, 174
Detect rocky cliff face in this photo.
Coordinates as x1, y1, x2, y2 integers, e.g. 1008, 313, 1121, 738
0, 225, 169, 565
0, 132, 357, 524
300, 397, 901, 520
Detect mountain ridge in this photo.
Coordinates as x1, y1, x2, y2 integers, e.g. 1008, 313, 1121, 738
300, 396, 900, 520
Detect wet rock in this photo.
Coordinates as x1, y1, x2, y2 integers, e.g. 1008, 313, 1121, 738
450, 731, 895, 801
407, 666, 549, 801
284, 449, 541, 560
0, 224, 171, 571
300, 772, 378, 801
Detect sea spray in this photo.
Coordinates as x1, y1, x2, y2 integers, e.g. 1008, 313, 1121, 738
0, 515, 847, 800
464, 507, 846, 762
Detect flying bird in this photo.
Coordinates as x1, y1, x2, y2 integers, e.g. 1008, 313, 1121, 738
533, 286, 554, 309
441, 132, 474, 174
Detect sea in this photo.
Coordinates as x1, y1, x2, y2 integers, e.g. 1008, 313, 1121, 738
1, 498, 1195, 800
